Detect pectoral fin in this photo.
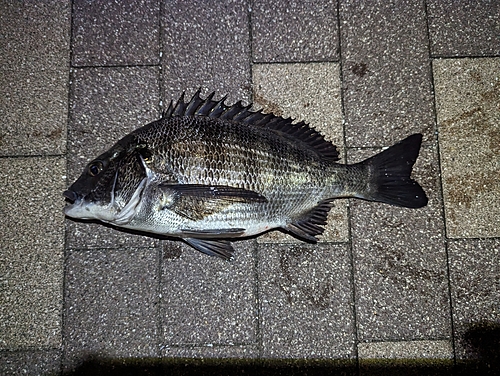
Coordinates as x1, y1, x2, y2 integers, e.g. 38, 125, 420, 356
159, 183, 267, 221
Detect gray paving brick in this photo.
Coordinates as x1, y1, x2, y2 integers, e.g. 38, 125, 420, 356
72, 0, 160, 66
433, 58, 500, 238
339, 0, 434, 147
0, 1, 70, 156
252, 0, 338, 63
160, 240, 257, 346
449, 239, 500, 362
0, 157, 65, 349
163, 344, 258, 359
348, 145, 450, 341
162, 0, 251, 103
427, 0, 500, 57
0, 350, 61, 376
63, 248, 159, 371
66, 66, 160, 249
358, 340, 453, 359
258, 243, 355, 359
358, 340, 454, 375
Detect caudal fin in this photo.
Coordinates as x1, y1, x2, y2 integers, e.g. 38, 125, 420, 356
358, 134, 428, 208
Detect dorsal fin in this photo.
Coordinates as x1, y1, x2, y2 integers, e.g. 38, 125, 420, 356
162, 90, 340, 162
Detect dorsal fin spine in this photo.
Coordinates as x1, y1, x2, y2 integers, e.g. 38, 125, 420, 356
162, 91, 340, 162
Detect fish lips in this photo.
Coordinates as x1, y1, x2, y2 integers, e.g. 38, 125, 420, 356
63, 189, 84, 217
63, 189, 78, 202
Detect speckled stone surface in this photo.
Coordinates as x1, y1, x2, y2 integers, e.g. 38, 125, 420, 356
162, 0, 251, 104
252, 62, 348, 243
340, 0, 435, 147
161, 241, 257, 346
2, 0, 500, 372
448, 239, 500, 362
163, 344, 259, 359
434, 58, 500, 238
72, 0, 160, 66
63, 248, 159, 371
358, 340, 454, 374
252, 0, 338, 63
358, 340, 453, 360
0, 350, 61, 376
0, 1, 70, 156
349, 145, 450, 341
258, 243, 355, 359
66, 66, 160, 249
427, 0, 500, 57
0, 157, 66, 349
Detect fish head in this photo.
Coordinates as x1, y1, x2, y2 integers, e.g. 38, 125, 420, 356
63, 135, 151, 225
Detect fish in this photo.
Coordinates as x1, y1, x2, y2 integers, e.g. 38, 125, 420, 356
64, 90, 428, 260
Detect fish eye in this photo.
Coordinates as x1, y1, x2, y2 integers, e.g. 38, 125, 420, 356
88, 161, 103, 177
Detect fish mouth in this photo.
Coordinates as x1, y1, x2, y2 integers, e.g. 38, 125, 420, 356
63, 189, 82, 217
63, 189, 78, 203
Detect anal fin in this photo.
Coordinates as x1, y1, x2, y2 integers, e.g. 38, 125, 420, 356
184, 238, 235, 260
284, 201, 334, 242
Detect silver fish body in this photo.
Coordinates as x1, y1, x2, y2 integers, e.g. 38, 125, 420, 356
64, 91, 428, 259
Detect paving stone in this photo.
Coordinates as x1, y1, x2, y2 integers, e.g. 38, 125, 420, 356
161, 240, 257, 346
349, 145, 450, 341
0, 1, 70, 156
358, 340, 454, 375
448, 239, 500, 364
252, 0, 338, 63
358, 340, 453, 360
63, 248, 159, 371
0, 157, 66, 349
162, 0, 251, 104
427, 0, 500, 57
0, 350, 61, 376
258, 243, 355, 359
433, 58, 500, 238
163, 344, 258, 359
339, 0, 434, 147
72, 0, 160, 66
252, 62, 348, 243
66, 66, 160, 249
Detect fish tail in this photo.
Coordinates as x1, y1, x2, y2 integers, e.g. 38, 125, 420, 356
357, 134, 428, 208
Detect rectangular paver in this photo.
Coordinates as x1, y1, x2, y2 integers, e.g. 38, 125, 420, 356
72, 0, 160, 66
0, 157, 66, 349
0, 350, 61, 376
162, 0, 251, 103
63, 248, 159, 371
258, 243, 355, 359
252, 0, 338, 63
449, 239, 500, 364
0, 1, 70, 156
427, 0, 500, 57
358, 340, 453, 359
161, 240, 257, 347
340, 0, 434, 147
434, 57, 500, 238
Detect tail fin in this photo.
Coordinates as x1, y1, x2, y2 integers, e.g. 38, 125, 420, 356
358, 134, 428, 208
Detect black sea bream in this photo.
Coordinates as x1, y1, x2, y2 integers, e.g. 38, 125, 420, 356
64, 91, 428, 259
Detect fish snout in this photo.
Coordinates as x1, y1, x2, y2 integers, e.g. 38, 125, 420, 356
63, 189, 79, 203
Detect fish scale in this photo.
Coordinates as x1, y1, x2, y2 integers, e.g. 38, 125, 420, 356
64, 90, 428, 259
